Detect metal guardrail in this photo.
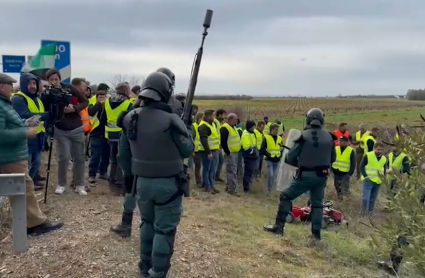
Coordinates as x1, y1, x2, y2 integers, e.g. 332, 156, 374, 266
0, 174, 28, 253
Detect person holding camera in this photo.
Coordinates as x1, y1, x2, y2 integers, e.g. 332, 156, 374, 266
11, 73, 49, 191
43, 69, 89, 196
0, 73, 63, 235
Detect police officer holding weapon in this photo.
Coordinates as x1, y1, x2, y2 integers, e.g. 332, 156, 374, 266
121, 9, 213, 278
264, 108, 336, 243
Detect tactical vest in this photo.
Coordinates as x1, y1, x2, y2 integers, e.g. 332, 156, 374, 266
361, 151, 387, 184
222, 123, 241, 153
126, 107, 183, 178
264, 134, 282, 158
388, 152, 407, 180
332, 146, 353, 172
298, 128, 334, 169
105, 99, 131, 141
355, 130, 370, 149
198, 120, 220, 151
254, 129, 263, 149
192, 122, 201, 152
264, 122, 272, 135
14, 92, 46, 134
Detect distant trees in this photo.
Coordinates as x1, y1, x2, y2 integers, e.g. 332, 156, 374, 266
406, 89, 425, 100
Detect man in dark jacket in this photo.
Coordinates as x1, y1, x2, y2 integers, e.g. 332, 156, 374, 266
198, 109, 220, 194
11, 73, 49, 191
241, 120, 259, 192
331, 137, 356, 199
0, 73, 63, 235
87, 90, 110, 184
261, 123, 283, 192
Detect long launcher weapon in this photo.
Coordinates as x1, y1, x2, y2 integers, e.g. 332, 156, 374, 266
182, 9, 213, 125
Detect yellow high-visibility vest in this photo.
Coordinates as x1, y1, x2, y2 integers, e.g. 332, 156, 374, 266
356, 131, 370, 149
363, 135, 376, 152
241, 130, 257, 150
104, 99, 131, 139
332, 146, 353, 173
254, 129, 263, 150
222, 123, 241, 153
198, 120, 220, 151
264, 122, 272, 135
192, 122, 201, 152
361, 151, 387, 184
129, 97, 136, 103
89, 95, 97, 106
388, 152, 407, 180
14, 92, 45, 134
264, 134, 282, 158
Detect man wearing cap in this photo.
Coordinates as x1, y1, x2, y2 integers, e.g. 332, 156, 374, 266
104, 82, 132, 194
331, 136, 356, 199
0, 73, 63, 235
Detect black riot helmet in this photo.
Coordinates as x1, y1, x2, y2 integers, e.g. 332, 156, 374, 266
139, 72, 173, 103
156, 68, 175, 86
306, 108, 325, 126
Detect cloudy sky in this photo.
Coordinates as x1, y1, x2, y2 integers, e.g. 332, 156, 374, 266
1, 0, 424, 96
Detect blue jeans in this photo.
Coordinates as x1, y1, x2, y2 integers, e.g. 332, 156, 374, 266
28, 150, 42, 182
362, 179, 381, 215
266, 160, 279, 192
200, 151, 216, 189
88, 137, 110, 177
215, 150, 223, 179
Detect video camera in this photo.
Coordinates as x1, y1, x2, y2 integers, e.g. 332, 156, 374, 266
39, 84, 73, 132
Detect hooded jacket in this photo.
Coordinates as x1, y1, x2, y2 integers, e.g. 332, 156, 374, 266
11, 73, 49, 153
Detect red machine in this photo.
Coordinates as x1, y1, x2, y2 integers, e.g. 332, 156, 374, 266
286, 201, 348, 229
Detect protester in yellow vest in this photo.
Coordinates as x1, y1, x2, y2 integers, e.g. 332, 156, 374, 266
352, 124, 370, 180
236, 118, 244, 179
363, 127, 379, 152
87, 90, 110, 184
11, 73, 48, 191
331, 137, 356, 199
263, 116, 272, 135
254, 120, 265, 178
261, 124, 283, 192
220, 113, 241, 196
214, 109, 226, 182
190, 111, 204, 186
387, 144, 409, 198
104, 83, 132, 193
359, 142, 387, 215
198, 110, 221, 194
241, 120, 258, 192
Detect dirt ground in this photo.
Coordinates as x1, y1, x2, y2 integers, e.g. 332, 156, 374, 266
0, 153, 398, 278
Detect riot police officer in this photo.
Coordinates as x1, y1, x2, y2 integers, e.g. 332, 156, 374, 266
264, 108, 336, 242
111, 67, 178, 238
122, 71, 194, 278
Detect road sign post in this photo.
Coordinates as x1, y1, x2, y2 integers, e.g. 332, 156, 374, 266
40, 40, 71, 83
2, 55, 26, 73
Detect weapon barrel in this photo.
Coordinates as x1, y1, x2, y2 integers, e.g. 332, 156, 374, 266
182, 9, 213, 125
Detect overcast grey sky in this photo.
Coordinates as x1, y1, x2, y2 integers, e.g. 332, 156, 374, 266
1, 0, 424, 96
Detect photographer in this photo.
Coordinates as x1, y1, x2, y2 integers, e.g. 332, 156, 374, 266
42, 69, 88, 196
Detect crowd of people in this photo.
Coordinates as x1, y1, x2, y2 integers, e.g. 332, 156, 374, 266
0, 68, 416, 277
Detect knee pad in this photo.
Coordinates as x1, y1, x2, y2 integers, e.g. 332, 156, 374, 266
279, 192, 291, 202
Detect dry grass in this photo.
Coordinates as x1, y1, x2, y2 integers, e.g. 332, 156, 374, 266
0, 150, 399, 278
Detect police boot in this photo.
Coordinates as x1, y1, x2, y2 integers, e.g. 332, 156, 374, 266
110, 212, 133, 238
263, 224, 284, 236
